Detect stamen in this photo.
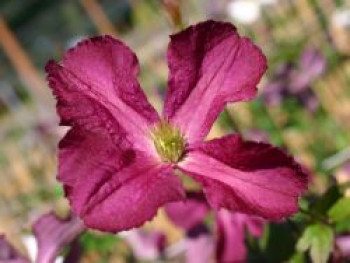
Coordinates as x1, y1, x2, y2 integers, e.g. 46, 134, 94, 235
150, 120, 186, 163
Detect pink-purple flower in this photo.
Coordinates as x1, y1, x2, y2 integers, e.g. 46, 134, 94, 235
121, 229, 166, 261
0, 212, 84, 263
46, 20, 308, 233
33, 212, 85, 263
262, 47, 326, 112
215, 210, 265, 262
0, 235, 28, 263
165, 191, 265, 262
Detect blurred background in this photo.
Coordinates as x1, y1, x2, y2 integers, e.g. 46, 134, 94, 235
0, 0, 350, 262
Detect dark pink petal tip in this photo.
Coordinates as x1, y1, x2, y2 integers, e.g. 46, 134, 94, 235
179, 134, 309, 221
33, 212, 85, 263
164, 20, 267, 142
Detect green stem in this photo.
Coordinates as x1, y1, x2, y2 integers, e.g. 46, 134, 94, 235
299, 207, 331, 226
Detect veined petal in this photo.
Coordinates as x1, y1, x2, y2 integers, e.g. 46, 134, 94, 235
178, 135, 308, 220
164, 20, 267, 143
62, 36, 158, 123
33, 212, 85, 263
46, 36, 159, 153
216, 210, 265, 263
59, 128, 185, 232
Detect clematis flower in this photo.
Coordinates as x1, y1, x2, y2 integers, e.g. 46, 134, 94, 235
165, 191, 265, 262
0, 235, 28, 263
0, 212, 84, 263
263, 47, 326, 112
216, 210, 265, 262
46, 20, 308, 233
33, 212, 85, 263
165, 192, 214, 263
290, 47, 327, 93
185, 226, 214, 263
165, 192, 210, 231
336, 235, 350, 259
121, 229, 166, 261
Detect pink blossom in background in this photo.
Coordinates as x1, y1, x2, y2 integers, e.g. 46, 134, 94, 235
165, 192, 214, 263
216, 210, 265, 263
121, 229, 166, 261
336, 235, 350, 258
290, 47, 327, 93
165, 192, 209, 231
46, 20, 308, 233
0, 235, 28, 263
33, 212, 85, 263
262, 47, 326, 112
0, 212, 84, 263
186, 232, 214, 263
165, 191, 265, 262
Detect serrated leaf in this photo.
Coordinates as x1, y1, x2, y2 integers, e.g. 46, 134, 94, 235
296, 223, 334, 263
328, 198, 350, 222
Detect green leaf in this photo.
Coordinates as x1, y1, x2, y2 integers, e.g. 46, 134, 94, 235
335, 218, 350, 233
288, 252, 305, 263
296, 223, 334, 263
328, 198, 350, 222
80, 232, 120, 254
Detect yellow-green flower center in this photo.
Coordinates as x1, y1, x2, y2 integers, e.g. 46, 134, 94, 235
151, 121, 186, 163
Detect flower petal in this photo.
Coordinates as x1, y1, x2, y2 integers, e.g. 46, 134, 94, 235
186, 232, 214, 263
290, 47, 326, 92
165, 192, 209, 231
216, 210, 264, 263
33, 212, 85, 263
0, 235, 28, 263
59, 128, 185, 232
121, 229, 166, 260
46, 36, 159, 153
336, 236, 350, 258
164, 20, 267, 143
178, 134, 308, 220
62, 36, 159, 123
